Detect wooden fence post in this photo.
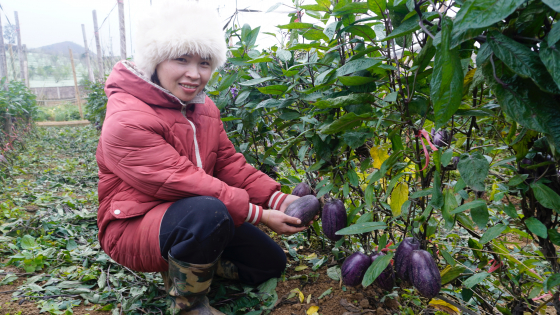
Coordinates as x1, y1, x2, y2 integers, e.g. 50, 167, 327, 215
68, 48, 84, 120
8, 44, 16, 81
22, 44, 29, 87
92, 10, 104, 80
0, 14, 7, 85
81, 24, 95, 82
14, 12, 25, 85
118, 0, 127, 60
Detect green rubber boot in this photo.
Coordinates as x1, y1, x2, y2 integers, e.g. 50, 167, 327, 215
165, 253, 224, 315
215, 259, 239, 280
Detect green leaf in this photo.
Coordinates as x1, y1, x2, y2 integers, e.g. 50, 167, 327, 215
382, 12, 437, 42
430, 18, 464, 129
449, 200, 487, 215
530, 182, 560, 213
342, 129, 373, 149
332, 2, 369, 15
347, 168, 360, 187
255, 99, 282, 109
362, 252, 393, 287
442, 189, 458, 230
324, 22, 340, 41
410, 189, 432, 199
365, 183, 375, 206
66, 240, 78, 250
301, 4, 329, 11
277, 22, 316, 29
317, 183, 334, 198
471, 204, 489, 229
20, 235, 37, 250
546, 274, 560, 292
335, 58, 381, 77
338, 76, 376, 86
276, 49, 292, 62
463, 272, 489, 289
321, 112, 374, 134
314, 93, 375, 109
318, 287, 333, 299
234, 90, 250, 105
245, 57, 274, 64
489, 31, 559, 94
543, 0, 560, 12
502, 203, 519, 219
482, 58, 560, 152
525, 217, 548, 238
302, 29, 330, 41
327, 266, 341, 281
451, 0, 526, 48
457, 152, 489, 192
257, 85, 288, 95
430, 171, 443, 210
335, 222, 387, 235
345, 25, 377, 41
540, 40, 560, 92
367, 0, 387, 16
441, 266, 466, 285
479, 224, 507, 244
548, 23, 560, 47
216, 72, 238, 91
239, 76, 274, 86
549, 229, 560, 246
508, 174, 528, 187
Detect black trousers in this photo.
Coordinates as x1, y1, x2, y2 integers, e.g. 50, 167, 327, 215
159, 196, 287, 285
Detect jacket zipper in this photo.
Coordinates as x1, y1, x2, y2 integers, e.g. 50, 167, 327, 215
182, 105, 203, 169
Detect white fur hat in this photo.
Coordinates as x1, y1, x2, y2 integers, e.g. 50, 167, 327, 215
134, 0, 227, 76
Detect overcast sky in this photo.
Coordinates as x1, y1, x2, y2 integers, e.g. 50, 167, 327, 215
1, 0, 298, 56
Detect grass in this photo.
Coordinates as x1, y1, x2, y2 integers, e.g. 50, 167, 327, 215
36, 103, 83, 122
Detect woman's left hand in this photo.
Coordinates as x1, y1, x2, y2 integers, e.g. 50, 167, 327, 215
279, 194, 318, 227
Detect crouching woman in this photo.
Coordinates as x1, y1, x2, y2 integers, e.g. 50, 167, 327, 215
95, 1, 308, 314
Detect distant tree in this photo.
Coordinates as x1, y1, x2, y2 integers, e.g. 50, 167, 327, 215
3, 25, 16, 45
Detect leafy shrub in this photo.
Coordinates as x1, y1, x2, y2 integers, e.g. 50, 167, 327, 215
36, 102, 82, 122
205, 0, 560, 313
84, 80, 107, 127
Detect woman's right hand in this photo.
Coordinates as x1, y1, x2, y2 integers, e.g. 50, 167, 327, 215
261, 210, 307, 235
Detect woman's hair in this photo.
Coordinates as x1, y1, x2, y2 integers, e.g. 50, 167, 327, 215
150, 70, 161, 86
134, 0, 227, 77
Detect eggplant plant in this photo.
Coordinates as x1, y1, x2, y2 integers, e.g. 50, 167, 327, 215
208, 0, 560, 312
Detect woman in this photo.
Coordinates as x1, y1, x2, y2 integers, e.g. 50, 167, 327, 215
96, 1, 308, 314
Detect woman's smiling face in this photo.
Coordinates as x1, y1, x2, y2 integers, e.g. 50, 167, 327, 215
155, 53, 212, 103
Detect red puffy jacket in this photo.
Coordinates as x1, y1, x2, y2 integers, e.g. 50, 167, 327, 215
96, 61, 287, 272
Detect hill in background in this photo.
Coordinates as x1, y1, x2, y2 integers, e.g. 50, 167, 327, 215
29, 41, 96, 58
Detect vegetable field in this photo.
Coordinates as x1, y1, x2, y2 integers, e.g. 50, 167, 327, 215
2, 0, 560, 314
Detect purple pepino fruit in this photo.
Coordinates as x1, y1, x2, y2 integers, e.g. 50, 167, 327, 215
342, 252, 371, 287
370, 252, 395, 291
394, 237, 421, 283
408, 250, 441, 299
433, 130, 451, 147
322, 199, 347, 241
292, 182, 314, 197
284, 195, 320, 227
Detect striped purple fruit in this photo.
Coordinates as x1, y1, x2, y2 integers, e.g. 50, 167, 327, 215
370, 252, 395, 291
394, 237, 421, 283
284, 195, 320, 227
322, 199, 347, 241
408, 250, 441, 299
341, 252, 371, 287
292, 182, 314, 197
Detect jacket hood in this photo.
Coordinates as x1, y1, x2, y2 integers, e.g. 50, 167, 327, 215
134, 0, 227, 76
105, 60, 206, 110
